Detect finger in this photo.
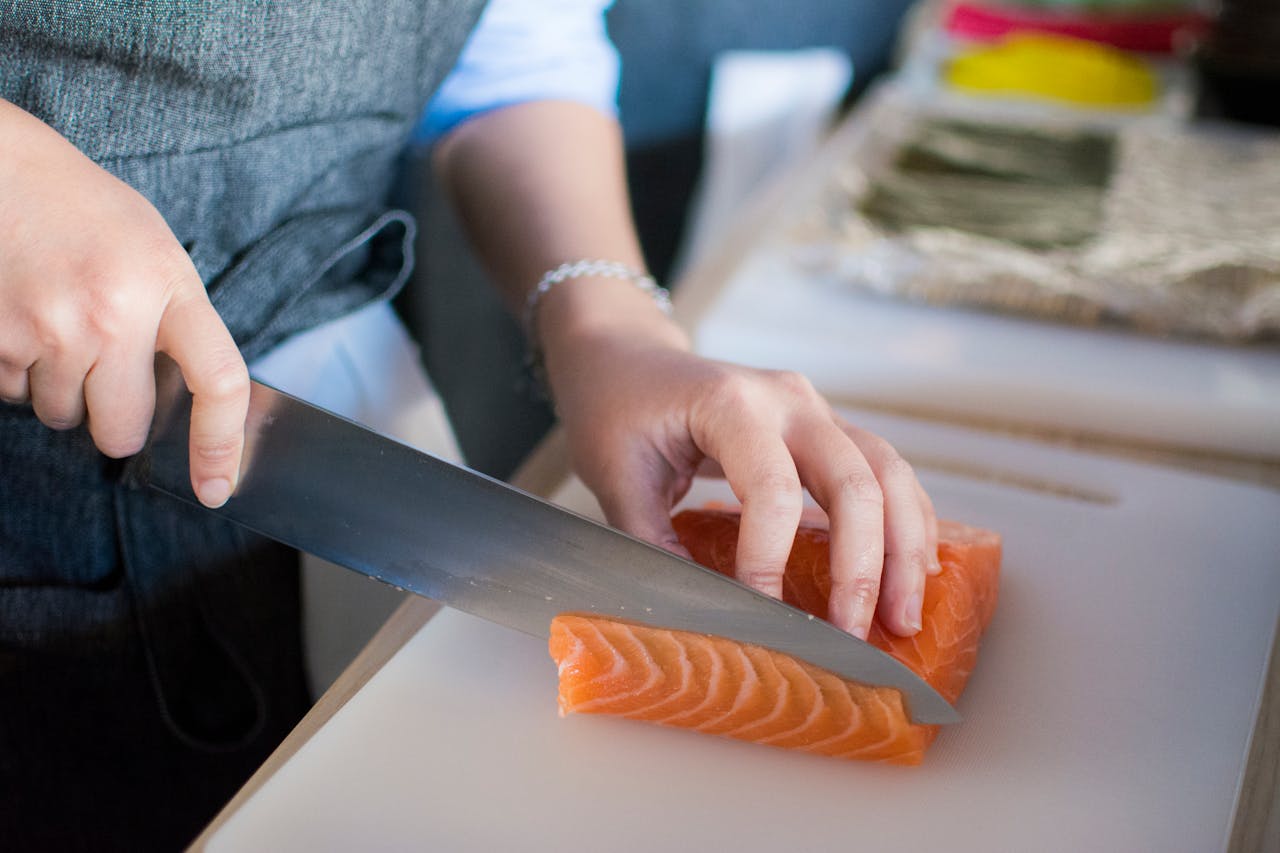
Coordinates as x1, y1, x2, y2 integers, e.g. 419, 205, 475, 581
27, 355, 89, 430
790, 419, 885, 639
917, 480, 941, 575
84, 345, 156, 458
157, 288, 249, 508
695, 457, 725, 479
716, 438, 804, 602
0, 363, 30, 404
594, 471, 694, 561
843, 423, 932, 636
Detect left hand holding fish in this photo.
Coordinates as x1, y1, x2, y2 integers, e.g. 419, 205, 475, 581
539, 285, 940, 641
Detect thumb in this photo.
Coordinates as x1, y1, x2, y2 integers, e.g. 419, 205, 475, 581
591, 470, 693, 561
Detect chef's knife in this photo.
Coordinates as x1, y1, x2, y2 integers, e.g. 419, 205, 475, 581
139, 372, 960, 725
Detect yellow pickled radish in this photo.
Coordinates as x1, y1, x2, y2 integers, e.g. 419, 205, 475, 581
945, 33, 1158, 108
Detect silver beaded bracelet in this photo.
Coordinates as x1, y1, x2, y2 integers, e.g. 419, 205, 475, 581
522, 259, 671, 340
521, 259, 672, 394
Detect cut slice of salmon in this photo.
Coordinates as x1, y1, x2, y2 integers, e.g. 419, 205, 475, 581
549, 508, 1001, 765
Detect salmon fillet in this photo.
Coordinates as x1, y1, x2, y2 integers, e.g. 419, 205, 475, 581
548, 508, 1001, 765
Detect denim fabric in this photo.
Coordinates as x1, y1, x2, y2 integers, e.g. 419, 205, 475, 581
0, 1, 486, 847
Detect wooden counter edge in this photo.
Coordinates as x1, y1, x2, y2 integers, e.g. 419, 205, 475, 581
1231, 617, 1280, 853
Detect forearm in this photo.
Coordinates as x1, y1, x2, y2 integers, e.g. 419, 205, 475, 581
431, 99, 690, 363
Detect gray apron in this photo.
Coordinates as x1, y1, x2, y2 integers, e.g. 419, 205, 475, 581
0, 1, 486, 848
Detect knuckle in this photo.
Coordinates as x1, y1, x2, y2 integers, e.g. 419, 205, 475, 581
835, 575, 882, 607
148, 238, 200, 296
738, 569, 784, 590
772, 368, 817, 399
90, 411, 152, 458
193, 434, 241, 466
201, 357, 250, 402
37, 409, 82, 431
747, 470, 803, 510
891, 546, 931, 574
96, 431, 148, 459
32, 301, 85, 352
879, 455, 917, 487
85, 283, 141, 339
832, 470, 884, 510
50, 257, 139, 344
704, 370, 756, 412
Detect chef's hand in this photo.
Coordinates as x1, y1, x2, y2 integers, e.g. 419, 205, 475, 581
538, 278, 940, 640
0, 98, 247, 508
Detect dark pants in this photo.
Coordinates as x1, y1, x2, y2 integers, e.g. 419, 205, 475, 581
0, 404, 310, 851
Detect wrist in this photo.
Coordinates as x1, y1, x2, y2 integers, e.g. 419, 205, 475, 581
537, 274, 690, 355
527, 260, 690, 391
523, 261, 669, 338
534, 273, 692, 402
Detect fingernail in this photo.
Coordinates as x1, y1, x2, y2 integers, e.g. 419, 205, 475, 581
198, 477, 233, 508
850, 624, 869, 641
927, 555, 943, 576
905, 591, 923, 632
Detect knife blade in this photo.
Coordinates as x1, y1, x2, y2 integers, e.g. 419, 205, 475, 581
139, 372, 959, 725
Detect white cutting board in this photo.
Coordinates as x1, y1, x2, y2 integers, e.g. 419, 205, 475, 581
208, 411, 1280, 853
695, 249, 1280, 458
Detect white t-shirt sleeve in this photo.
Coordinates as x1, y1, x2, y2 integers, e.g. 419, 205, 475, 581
415, 0, 621, 142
